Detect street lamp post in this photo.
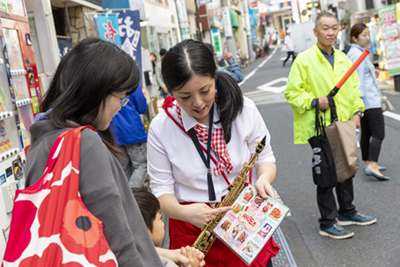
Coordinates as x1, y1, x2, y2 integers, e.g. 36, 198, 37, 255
194, 0, 203, 42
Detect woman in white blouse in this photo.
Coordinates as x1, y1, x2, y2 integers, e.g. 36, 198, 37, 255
148, 40, 278, 267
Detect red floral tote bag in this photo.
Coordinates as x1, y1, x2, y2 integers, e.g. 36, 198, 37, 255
2, 126, 118, 266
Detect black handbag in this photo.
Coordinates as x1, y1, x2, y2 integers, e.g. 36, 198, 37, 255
308, 99, 337, 188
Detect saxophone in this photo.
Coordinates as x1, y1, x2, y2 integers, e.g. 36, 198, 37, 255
192, 136, 267, 255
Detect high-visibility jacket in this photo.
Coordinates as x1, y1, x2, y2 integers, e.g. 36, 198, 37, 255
284, 43, 365, 144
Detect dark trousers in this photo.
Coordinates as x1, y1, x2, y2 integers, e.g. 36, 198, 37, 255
361, 108, 385, 162
264, 45, 270, 56
266, 260, 273, 267
317, 177, 357, 229
283, 51, 295, 64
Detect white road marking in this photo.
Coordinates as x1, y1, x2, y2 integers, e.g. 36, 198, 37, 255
257, 77, 288, 93
238, 46, 278, 87
383, 111, 400, 121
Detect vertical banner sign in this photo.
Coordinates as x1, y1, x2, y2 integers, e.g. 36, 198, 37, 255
176, 0, 190, 40
94, 14, 122, 46
379, 5, 400, 75
211, 29, 222, 57
118, 10, 142, 87
222, 6, 233, 39
57, 38, 73, 58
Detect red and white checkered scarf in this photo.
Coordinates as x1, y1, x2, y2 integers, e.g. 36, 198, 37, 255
171, 100, 233, 176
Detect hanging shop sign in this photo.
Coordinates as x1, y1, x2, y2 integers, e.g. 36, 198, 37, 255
93, 14, 122, 46
199, 0, 212, 6
57, 38, 73, 58
118, 10, 142, 87
222, 6, 233, 39
176, 0, 190, 40
211, 28, 222, 57
378, 4, 400, 75
264, 1, 291, 13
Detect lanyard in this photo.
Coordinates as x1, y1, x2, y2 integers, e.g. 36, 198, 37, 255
188, 104, 216, 201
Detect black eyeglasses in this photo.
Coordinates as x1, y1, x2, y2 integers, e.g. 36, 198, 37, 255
111, 93, 129, 107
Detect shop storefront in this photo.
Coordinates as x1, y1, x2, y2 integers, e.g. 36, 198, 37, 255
260, 0, 293, 34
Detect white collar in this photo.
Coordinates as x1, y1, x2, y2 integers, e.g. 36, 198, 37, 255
180, 103, 222, 132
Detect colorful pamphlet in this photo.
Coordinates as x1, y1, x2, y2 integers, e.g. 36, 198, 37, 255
213, 185, 289, 266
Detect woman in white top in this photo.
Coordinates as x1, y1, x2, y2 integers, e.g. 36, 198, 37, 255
148, 40, 279, 267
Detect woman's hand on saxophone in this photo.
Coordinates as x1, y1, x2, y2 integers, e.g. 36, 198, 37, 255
182, 204, 232, 228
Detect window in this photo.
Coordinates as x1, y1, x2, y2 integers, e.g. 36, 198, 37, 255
150, 0, 168, 6
365, 0, 374, 10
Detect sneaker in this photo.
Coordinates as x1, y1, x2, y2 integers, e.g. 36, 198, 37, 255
337, 212, 377, 226
319, 224, 354, 239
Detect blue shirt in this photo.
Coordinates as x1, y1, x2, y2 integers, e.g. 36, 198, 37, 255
319, 46, 335, 69
217, 58, 243, 83
112, 87, 148, 145
347, 44, 381, 110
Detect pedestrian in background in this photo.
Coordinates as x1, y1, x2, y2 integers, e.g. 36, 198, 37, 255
148, 39, 278, 266
347, 23, 389, 180
339, 22, 350, 53
280, 28, 286, 42
272, 28, 278, 45
283, 29, 295, 67
155, 48, 171, 98
26, 37, 164, 266
150, 52, 159, 115
205, 43, 243, 83
262, 31, 271, 56
150, 52, 157, 74
285, 13, 376, 240
112, 86, 150, 188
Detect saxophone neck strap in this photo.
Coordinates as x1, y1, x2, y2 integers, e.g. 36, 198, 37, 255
164, 105, 231, 187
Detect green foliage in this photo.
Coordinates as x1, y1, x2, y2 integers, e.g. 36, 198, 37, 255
340, 9, 351, 25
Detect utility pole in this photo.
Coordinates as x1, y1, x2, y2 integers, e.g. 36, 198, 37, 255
194, 0, 203, 42
242, 0, 253, 62
221, 0, 236, 54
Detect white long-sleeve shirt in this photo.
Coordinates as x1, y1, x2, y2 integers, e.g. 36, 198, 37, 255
148, 97, 275, 203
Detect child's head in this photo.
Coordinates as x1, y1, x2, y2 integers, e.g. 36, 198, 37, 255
131, 188, 165, 247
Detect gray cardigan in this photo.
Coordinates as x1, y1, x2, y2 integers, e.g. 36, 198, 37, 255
25, 120, 163, 267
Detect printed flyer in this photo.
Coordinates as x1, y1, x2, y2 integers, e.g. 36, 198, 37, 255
213, 185, 289, 266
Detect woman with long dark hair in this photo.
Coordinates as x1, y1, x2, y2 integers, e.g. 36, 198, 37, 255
148, 39, 279, 266
25, 37, 164, 266
347, 23, 389, 180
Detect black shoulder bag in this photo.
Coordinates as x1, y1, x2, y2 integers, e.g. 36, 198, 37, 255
308, 99, 337, 188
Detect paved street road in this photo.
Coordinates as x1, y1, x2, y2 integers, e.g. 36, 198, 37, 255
240, 46, 400, 267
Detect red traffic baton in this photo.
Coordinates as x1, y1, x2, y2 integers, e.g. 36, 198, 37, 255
328, 49, 370, 97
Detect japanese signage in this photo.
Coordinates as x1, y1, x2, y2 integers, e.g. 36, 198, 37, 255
211, 29, 222, 57
222, 6, 233, 39
258, 1, 291, 13
57, 38, 73, 58
199, 0, 212, 6
94, 14, 122, 46
118, 10, 142, 87
250, 1, 258, 9
176, 0, 190, 40
379, 5, 400, 75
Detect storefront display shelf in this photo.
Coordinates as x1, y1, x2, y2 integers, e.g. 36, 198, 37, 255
0, 148, 20, 162
16, 98, 32, 108
0, 112, 13, 120
10, 69, 26, 76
